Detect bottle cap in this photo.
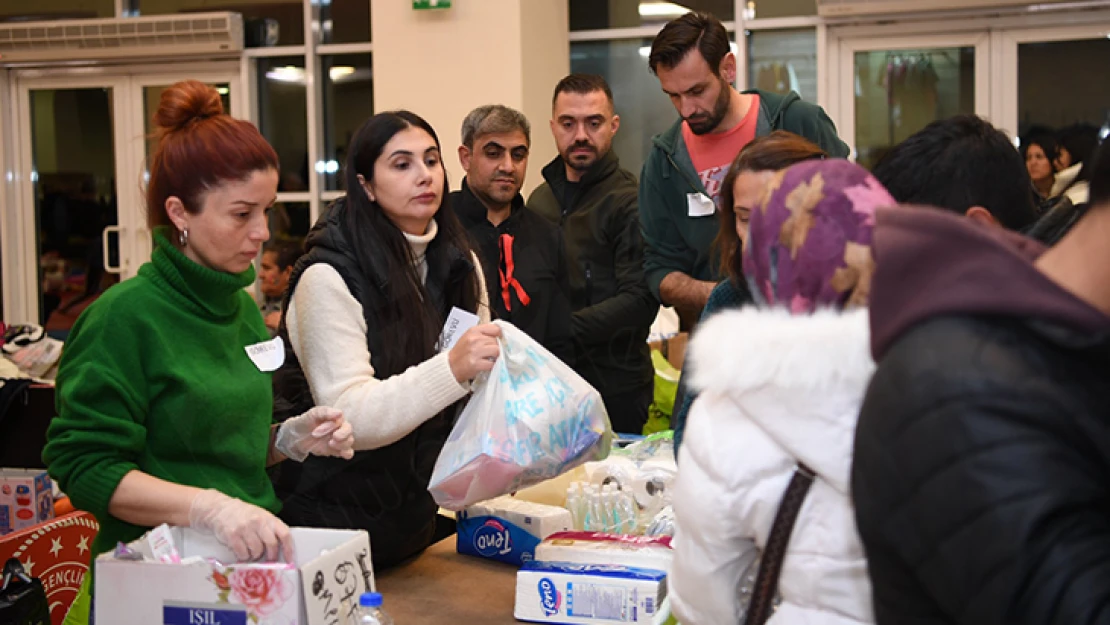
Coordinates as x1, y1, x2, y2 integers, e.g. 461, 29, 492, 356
360, 592, 383, 608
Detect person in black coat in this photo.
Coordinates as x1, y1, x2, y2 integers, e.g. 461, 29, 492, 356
451, 104, 574, 365
851, 137, 1110, 625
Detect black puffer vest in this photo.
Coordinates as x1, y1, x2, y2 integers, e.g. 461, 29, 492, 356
272, 198, 476, 568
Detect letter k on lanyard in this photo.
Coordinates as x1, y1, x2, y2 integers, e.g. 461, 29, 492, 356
498, 233, 531, 311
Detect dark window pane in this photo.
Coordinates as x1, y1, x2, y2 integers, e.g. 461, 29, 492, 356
136, 0, 304, 45
269, 201, 311, 245
570, 0, 733, 31
1018, 38, 1110, 137
321, 53, 373, 191
1, 1, 112, 20
570, 38, 677, 176
320, 0, 371, 44
747, 29, 816, 103
257, 56, 310, 192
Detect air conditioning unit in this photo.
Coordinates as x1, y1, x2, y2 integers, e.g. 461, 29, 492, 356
0, 12, 243, 63
818, 0, 1076, 17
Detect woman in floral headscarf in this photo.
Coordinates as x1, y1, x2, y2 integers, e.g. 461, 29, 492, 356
669, 159, 894, 625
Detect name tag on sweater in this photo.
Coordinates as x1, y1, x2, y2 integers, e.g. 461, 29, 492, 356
687, 192, 716, 217
245, 336, 285, 372
438, 307, 479, 353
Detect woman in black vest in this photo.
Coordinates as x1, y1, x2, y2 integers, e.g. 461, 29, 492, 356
272, 110, 499, 568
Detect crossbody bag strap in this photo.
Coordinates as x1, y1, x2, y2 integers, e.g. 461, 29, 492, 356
742, 463, 817, 625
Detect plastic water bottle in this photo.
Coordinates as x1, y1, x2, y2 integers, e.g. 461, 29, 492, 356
357, 592, 394, 625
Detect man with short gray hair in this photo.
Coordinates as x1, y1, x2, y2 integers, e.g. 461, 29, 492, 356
451, 104, 574, 364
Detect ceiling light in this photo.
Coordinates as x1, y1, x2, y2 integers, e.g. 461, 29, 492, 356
266, 66, 306, 84
329, 66, 356, 80
638, 1, 691, 20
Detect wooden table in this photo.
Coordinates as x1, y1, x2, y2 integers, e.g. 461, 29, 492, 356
375, 536, 520, 624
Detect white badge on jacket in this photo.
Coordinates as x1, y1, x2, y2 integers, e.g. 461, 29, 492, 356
245, 336, 285, 372
687, 192, 716, 217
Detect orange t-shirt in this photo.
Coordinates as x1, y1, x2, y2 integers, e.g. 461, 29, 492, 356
682, 94, 760, 208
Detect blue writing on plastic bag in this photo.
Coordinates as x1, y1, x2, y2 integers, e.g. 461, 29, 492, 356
427, 320, 613, 510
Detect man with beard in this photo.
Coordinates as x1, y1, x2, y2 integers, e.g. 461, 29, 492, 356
528, 74, 658, 435
641, 11, 848, 319
452, 104, 574, 364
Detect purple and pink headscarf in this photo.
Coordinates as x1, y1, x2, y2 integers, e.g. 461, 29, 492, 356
743, 159, 895, 314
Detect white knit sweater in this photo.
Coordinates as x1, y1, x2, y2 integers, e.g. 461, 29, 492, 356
285, 219, 491, 451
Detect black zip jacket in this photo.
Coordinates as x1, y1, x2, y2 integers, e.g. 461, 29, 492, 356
452, 179, 574, 365
527, 151, 656, 398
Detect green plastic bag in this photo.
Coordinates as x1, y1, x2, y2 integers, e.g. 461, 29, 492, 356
644, 349, 680, 435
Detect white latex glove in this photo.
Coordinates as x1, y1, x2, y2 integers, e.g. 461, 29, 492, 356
273, 406, 354, 462
188, 489, 294, 562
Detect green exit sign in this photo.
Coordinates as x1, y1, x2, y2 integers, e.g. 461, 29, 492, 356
413, 0, 451, 8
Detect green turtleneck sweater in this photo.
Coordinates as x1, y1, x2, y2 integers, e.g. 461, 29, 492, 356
43, 227, 281, 562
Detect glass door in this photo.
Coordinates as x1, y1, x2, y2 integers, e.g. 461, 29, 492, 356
7, 65, 241, 334
832, 32, 990, 169
13, 76, 129, 333
996, 21, 1110, 146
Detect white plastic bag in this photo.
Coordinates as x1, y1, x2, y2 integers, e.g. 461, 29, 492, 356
429, 320, 613, 510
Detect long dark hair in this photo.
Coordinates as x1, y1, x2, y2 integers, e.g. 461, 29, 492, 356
344, 110, 480, 375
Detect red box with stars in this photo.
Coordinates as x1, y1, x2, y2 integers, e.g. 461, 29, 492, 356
0, 511, 99, 625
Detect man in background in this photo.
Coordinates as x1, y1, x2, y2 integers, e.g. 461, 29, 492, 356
529, 74, 657, 435
452, 104, 573, 364
639, 10, 848, 322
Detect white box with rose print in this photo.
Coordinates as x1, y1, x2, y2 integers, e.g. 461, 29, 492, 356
95, 526, 374, 625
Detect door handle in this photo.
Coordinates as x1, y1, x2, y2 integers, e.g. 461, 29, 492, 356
102, 225, 123, 274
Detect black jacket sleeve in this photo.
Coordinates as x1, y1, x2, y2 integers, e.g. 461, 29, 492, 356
547, 228, 576, 367
571, 194, 658, 345
853, 324, 1110, 625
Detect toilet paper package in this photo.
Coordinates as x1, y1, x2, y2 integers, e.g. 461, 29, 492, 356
515, 561, 667, 624
583, 434, 678, 529
534, 532, 674, 573
456, 496, 573, 566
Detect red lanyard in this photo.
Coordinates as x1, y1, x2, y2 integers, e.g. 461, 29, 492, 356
498, 233, 531, 311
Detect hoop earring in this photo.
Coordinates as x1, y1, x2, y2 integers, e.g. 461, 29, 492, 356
179, 228, 189, 247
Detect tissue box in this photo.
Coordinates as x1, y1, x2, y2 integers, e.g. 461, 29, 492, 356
457, 496, 572, 566
96, 526, 374, 625
535, 532, 674, 573
515, 561, 667, 624
0, 468, 54, 535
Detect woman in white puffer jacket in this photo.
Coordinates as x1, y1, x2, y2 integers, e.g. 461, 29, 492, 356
670, 159, 895, 625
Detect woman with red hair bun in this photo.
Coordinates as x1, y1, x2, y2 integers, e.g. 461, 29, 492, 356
44, 80, 355, 624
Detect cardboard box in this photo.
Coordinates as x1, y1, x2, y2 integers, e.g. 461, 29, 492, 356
0, 511, 99, 625
515, 561, 667, 624
96, 526, 374, 625
646, 333, 687, 370
0, 468, 54, 535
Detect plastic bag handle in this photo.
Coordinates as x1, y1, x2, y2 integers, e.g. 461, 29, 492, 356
494, 321, 530, 371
